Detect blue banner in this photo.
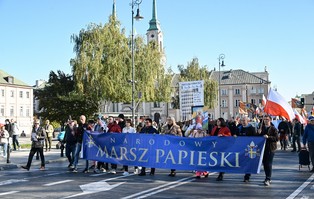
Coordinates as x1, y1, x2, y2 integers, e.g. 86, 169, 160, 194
83, 132, 266, 174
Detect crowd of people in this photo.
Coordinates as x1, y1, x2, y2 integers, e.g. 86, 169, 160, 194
10, 112, 314, 187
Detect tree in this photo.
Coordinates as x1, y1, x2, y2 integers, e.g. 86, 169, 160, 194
34, 70, 98, 124
178, 57, 218, 108
71, 15, 171, 111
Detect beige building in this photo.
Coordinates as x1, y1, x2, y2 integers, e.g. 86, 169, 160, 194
0, 69, 34, 135
209, 68, 270, 120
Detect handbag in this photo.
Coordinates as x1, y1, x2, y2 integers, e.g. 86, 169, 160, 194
32, 141, 43, 148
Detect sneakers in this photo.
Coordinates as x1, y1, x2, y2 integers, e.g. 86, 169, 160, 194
72, 168, 78, 173
40, 166, 45, 171
123, 171, 130, 176
109, 169, 116, 174
134, 168, 139, 174
168, 172, 176, 177
82, 168, 89, 173
21, 165, 30, 171
264, 179, 271, 186
100, 168, 107, 173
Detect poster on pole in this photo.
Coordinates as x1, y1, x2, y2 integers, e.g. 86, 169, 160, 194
179, 80, 204, 121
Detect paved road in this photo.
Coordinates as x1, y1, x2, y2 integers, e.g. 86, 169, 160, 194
0, 146, 313, 199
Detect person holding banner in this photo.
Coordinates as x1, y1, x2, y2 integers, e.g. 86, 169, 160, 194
107, 116, 122, 174
122, 119, 137, 176
72, 115, 88, 173
138, 118, 159, 176
161, 116, 182, 177
210, 118, 231, 181
258, 115, 278, 186
236, 116, 257, 182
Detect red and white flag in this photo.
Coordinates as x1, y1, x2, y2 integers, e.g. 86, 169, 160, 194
293, 109, 306, 124
264, 88, 295, 121
262, 94, 267, 107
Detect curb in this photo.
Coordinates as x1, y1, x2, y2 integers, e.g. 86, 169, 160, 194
0, 157, 68, 171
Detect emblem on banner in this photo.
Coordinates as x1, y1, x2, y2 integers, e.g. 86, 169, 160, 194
245, 141, 260, 159
86, 134, 96, 148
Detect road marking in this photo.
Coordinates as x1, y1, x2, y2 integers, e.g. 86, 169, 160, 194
286, 173, 314, 199
0, 179, 28, 186
121, 173, 213, 199
89, 173, 108, 177
43, 180, 74, 186
0, 191, 20, 196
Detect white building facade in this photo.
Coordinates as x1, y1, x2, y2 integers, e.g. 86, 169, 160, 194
0, 69, 34, 135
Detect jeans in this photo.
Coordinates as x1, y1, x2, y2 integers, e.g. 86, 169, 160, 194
26, 147, 45, 168
1, 143, 8, 157
73, 143, 82, 169
263, 150, 275, 180
12, 135, 20, 150
65, 143, 76, 166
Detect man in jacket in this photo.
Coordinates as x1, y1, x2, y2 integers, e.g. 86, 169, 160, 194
72, 115, 88, 173
21, 120, 46, 171
291, 118, 301, 152
45, 119, 54, 152
303, 116, 314, 172
236, 116, 257, 182
138, 118, 158, 176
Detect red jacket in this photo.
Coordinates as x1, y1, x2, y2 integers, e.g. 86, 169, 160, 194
107, 122, 122, 133
210, 126, 231, 137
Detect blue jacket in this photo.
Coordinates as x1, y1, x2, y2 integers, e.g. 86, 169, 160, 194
303, 124, 314, 144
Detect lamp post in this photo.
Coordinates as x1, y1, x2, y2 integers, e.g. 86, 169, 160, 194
218, 54, 225, 118
131, 0, 143, 126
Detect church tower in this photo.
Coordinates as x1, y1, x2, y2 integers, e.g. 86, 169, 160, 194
112, 0, 116, 19
146, 0, 163, 53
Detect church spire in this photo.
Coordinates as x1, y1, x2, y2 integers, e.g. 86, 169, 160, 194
147, 0, 160, 31
112, 0, 116, 19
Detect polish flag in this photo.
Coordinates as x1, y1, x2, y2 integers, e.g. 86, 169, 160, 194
264, 89, 295, 121
293, 109, 306, 124
262, 94, 267, 107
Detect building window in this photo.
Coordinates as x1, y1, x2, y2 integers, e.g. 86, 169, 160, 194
251, 99, 256, 105
10, 106, 14, 117
19, 91, 23, 98
26, 91, 30, 98
20, 106, 23, 116
235, 99, 240, 107
0, 105, 4, 116
10, 90, 14, 97
221, 89, 227, 96
235, 89, 240, 95
1, 89, 4, 97
222, 99, 227, 107
26, 106, 30, 117
153, 102, 161, 108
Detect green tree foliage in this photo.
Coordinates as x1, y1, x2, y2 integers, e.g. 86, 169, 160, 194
178, 57, 218, 108
34, 70, 98, 124
70, 16, 171, 108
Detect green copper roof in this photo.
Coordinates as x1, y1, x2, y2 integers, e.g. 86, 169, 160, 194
0, 69, 30, 87
147, 0, 160, 31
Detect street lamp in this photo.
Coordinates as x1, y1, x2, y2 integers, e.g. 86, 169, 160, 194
218, 54, 225, 118
131, 0, 143, 126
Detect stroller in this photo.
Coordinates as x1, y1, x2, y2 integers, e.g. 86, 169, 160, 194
298, 149, 310, 171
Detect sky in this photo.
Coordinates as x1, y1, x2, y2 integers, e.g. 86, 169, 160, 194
0, 0, 314, 101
